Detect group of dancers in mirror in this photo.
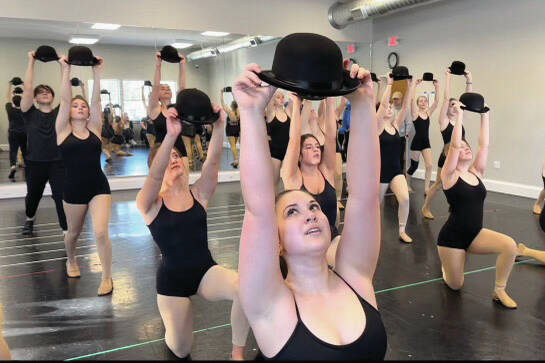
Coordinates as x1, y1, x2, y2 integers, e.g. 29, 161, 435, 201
3, 34, 545, 360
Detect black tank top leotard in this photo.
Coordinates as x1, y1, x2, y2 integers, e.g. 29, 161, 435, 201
379, 128, 403, 184
226, 115, 240, 138
147, 190, 217, 297
410, 115, 431, 151
258, 270, 387, 360
301, 172, 338, 239
437, 174, 486, 250
59, 131, 110, 204
267, 115, 291, 160
437, 122, 466, 168
152, 111, 187, 157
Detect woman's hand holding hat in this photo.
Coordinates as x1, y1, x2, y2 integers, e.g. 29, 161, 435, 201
178, 53, 186, 65
345, 62, 374, 106
212, 103, 226, 128
58, 55, 70, 71
155, 52, 162, 67
28, 51, 36, 64
166, 107, 182, 137
93, 56, 104, 73
233, 63, 276, 113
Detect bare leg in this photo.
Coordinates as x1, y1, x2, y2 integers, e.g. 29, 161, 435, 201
228, 136, 239, 167
62, 202, 88, 277
437, 246, 467, 290
468, 228, 518, 308
422, 167, 442, 219
88, 194, 113, 295
194, 135, 205, 161
146, 134, 156, 148
533, 189, 545, 214
390, 174, 412, 243
182, 136, 194, 169
271, 158, 282, 194
198, 266, 250, 360
421, 148, 433, 194
517, 243, 545, 264
157, 295, 193, 358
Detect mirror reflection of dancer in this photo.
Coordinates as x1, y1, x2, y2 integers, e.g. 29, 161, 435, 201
377, 74, 415, 243
221, 88, 240, 168
281, 95, 340, 267
20, 51, 67, 236
438, 101, 518, 309
234, 63, 386, 360
406, 78, 440, 194
422, 69, 472, 219
56, 55, 113, 296
148, 51, 189, 168
136, 107, 249, 360
141, 84, 156, 148
5, 81, 27, 180
265, 90, 290, 192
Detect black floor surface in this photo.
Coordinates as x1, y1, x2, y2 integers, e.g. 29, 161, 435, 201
0, 178, 544, 360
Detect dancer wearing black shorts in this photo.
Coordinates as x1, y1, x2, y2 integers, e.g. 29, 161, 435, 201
221, 88, 240, 168
5, 82, 27, 180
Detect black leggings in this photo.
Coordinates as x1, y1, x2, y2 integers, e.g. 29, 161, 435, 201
25, 161, 67, 231
8, 131, 27, 166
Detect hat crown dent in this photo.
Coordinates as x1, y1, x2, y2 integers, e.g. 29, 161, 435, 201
271, 33, 344, 84
176, 88, 217, 123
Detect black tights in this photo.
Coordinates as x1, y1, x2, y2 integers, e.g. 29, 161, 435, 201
25, 161, 67, 231
8, 131, 26, 166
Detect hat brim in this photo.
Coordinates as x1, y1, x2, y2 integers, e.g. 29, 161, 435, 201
162, 56, 182, 64
391, 75, 413, 81
257, 70, 360, 100
68, 58, 99, 66
35, 56, 59, 63
448, 67, 466, 76
180, 112, 220, 125
460, 105, 490, 113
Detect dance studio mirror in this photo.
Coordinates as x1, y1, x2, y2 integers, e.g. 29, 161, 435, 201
0, 17, 283, 185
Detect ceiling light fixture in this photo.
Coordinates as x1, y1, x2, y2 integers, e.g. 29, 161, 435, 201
171, 41, 193, 49
201, 31, 230, 37
69, 35, 99, 44
91, 23, 121, 30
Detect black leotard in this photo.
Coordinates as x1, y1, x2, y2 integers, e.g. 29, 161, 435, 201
59, 131, 110, 204
379, 128, 403, 184
267, 115, 291, 161
301, 172, 338, 239
437, 173, 486, 250
147, 190, 217, 297
438, 122, 466, 168
152, 111, 187, 157
258, 270, 387, 360
226, 115, 240, 138
410, 115, 431, 151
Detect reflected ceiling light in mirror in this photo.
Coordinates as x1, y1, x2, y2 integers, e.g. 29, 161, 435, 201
201, 31, 230, 37
171, 41, 193, 49
91, 23, 121, 30
69, 35, 99, 44
186, 35, 277, 61
187, 48, 219, 61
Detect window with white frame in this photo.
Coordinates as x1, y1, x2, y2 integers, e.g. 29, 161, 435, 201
88, 79, 122, 110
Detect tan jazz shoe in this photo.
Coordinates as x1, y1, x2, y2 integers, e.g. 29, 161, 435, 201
98, 278, 113, 296
66, 261, 81, 278
421, 207, 434, 220
492, 287, 517, 309
399, 232, 413, 243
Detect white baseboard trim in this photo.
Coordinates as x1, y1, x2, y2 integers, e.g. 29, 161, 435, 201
0, 170, 242, 200
411, 169, 541, 199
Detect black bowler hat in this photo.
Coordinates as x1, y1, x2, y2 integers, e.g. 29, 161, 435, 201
459, 92, 489, 113
12, 95, 21, 107
68, 46, 99, 66
12, 87, 23, 94
34, 45, 59, 62
449, 61, 466, 75
100, 89, 110, 95
70, 77, 81, 87
160, 45, 182, 63
10, 77, 23, 86
223, 86, 232, 92
422, 72, 435, 82
113, 104, 121, 109
175, 88, 219, 125
144, 80, 152, 87
371, 73, 379, 83
390, 66, 412, 81
257, 33, 360, 100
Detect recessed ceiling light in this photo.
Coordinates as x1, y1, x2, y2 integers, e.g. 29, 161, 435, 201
201, 31, 230, 37
69, 36, 99, 44
91, 23, 121, 30
171, 42, 193, 49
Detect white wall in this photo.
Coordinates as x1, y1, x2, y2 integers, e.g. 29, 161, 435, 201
0, 38, 211, 142
370, 0, 545, 190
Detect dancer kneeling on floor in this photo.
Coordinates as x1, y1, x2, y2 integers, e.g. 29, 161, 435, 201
438, 101, 518, 308
56, 55, 113, 296
377, 73, 415, 243
234, 62, 386, 360
136, 106, 249, 360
